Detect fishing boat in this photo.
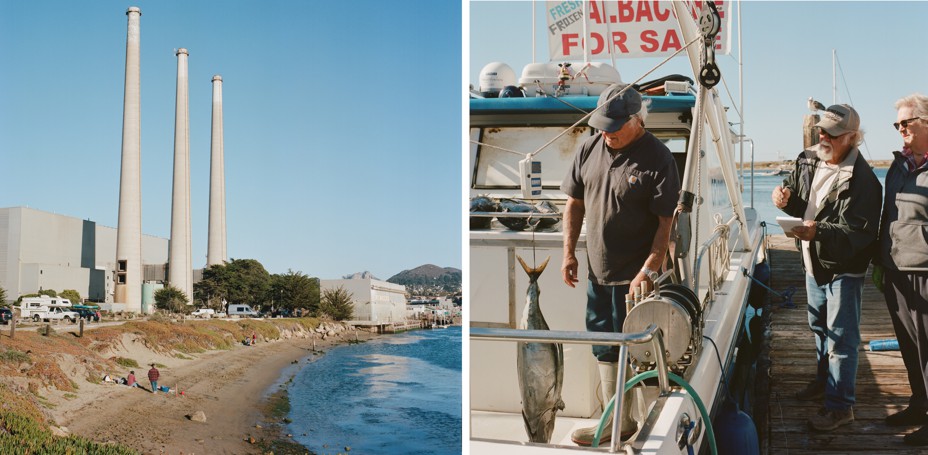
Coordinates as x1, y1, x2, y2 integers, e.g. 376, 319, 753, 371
469, 2, 766, 453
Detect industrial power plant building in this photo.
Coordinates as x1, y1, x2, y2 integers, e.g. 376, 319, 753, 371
320, 278, 408, 324
0, 207, 168, 310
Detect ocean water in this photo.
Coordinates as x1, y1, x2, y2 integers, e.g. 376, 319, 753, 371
740, 167, 888, 235
286, 326, 462, 454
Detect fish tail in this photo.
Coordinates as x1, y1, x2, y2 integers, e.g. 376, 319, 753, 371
516, 255, 550, 280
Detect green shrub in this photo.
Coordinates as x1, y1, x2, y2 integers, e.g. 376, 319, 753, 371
0, 349, 31, 364
114, 357, 139, 368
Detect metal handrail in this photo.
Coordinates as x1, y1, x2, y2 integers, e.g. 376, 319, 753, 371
470, 324, 670, 453
692, 215, 737, 301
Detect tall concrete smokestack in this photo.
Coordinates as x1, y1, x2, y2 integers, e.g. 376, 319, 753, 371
168, 48, 193, 303
115, 6, 142, 312
207, 75, 227, 266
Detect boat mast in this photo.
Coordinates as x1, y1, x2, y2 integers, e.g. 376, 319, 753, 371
832, 49, 837, 104
531, 1, 536, 63
672, 2, 751, 250
581, 1, 589, 63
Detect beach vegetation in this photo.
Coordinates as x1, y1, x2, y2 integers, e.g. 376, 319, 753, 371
154, 286, 190, 314
60, 289, 81, 305
0, 383, 138, 453
320, 287, 355, 321
0, 286, 6, 304
114, 357, 139, 368
0, 349, 31, 364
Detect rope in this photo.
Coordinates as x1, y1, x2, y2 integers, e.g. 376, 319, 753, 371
741, 267, 796, 309
526, 35, 703, 159
834, 52, 872, 161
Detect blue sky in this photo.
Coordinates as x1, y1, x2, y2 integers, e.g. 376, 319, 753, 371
0, 1, 462, 280
469, 1, 927, 163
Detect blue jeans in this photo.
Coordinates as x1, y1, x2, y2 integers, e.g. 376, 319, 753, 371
151, 381, 158, 393
805, 274, 863, 410
586, 281, 631, 362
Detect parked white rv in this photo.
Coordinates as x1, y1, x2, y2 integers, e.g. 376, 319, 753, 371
19, 296, 73, 320
19, 297, 78, 323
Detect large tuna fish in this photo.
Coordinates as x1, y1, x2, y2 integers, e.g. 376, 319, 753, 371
516, 255, 565, 443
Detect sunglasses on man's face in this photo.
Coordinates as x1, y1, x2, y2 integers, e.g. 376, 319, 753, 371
893, 117, 924, 131
817, 128, 846, 140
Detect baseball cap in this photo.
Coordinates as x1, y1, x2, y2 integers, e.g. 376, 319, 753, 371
588, 83, 642, 133
816, 104, 860, 136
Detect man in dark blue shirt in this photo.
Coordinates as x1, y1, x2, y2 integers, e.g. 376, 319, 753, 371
561, 83, 680, 445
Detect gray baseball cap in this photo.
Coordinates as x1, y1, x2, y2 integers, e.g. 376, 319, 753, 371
816, 104, 860, 136
588, 83, 642, 133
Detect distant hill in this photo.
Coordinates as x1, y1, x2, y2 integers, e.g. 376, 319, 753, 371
388, 264, 461, 295
342, 271, 380, 280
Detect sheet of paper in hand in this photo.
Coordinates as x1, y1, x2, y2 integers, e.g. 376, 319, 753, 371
776, 216, 804, 238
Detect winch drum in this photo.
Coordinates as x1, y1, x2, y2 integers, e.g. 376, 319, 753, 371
623, 295, 694, 365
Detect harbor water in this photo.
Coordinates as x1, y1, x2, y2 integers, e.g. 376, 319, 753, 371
740, 167, 888, 235
285, 326, 462, 454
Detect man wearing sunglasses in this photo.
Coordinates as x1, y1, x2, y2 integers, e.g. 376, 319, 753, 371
772, 103, 882, 432
874, 93, 928, 446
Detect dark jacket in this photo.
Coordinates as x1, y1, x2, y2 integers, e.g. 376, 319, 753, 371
780, 146, 882, 285
878, 151, 928, 271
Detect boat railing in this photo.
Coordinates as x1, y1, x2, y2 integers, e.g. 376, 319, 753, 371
470, 324, 668, 453
692, 214, 736, 306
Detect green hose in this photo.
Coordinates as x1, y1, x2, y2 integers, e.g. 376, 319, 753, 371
591, 371, 718, 455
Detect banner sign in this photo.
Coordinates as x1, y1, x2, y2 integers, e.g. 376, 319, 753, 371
546, 1, 731, 60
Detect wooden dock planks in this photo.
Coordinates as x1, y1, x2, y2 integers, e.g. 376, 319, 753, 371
758, 234, 924, 454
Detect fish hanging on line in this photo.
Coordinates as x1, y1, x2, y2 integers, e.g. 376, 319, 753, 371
516, 255, 565, 443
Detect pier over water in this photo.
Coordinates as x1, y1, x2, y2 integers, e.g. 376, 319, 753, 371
758, 234, 921, 454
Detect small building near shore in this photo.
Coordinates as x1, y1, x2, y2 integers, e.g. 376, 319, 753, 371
321, 278, 407, 324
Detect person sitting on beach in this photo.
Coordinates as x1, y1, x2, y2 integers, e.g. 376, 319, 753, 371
148, 365, 160, 394
251, 332, 257, 346
126, 371, 139, 388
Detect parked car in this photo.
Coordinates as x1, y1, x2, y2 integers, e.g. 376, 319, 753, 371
74, 308, 100, 322
191, 308, 215, 318
0, 308, 13, 324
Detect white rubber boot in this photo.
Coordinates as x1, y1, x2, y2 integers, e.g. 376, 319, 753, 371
570, 362, 639, 446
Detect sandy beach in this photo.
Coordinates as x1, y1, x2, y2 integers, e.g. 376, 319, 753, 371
44, 325, 375, 455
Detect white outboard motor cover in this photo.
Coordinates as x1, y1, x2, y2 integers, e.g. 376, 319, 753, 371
519, 62, 622, 97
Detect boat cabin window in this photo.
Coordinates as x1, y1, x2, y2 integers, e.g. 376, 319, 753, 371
471, 126, 687, 190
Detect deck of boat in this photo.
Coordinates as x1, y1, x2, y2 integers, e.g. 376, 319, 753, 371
757, 234, 923, 454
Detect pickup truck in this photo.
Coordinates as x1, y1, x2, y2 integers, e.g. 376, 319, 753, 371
191, 308, 216, 318
32, 306, 79, 323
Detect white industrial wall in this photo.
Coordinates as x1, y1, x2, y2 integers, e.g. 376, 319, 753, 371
0, 207, 168, 303
321, 278, 408, 323
20, 264, 90, 298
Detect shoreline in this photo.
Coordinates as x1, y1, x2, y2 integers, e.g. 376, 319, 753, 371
256, 338, 374, 455
47, 322, 378, 454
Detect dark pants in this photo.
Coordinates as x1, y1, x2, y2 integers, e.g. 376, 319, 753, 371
586, 281, 631, 362
885, 269, 928, 412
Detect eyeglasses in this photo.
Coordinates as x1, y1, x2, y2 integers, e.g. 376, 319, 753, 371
817, 128, 845, 140
894, 117, 924, 131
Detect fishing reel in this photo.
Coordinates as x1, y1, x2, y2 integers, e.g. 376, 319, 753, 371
623, 283, 702, 372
